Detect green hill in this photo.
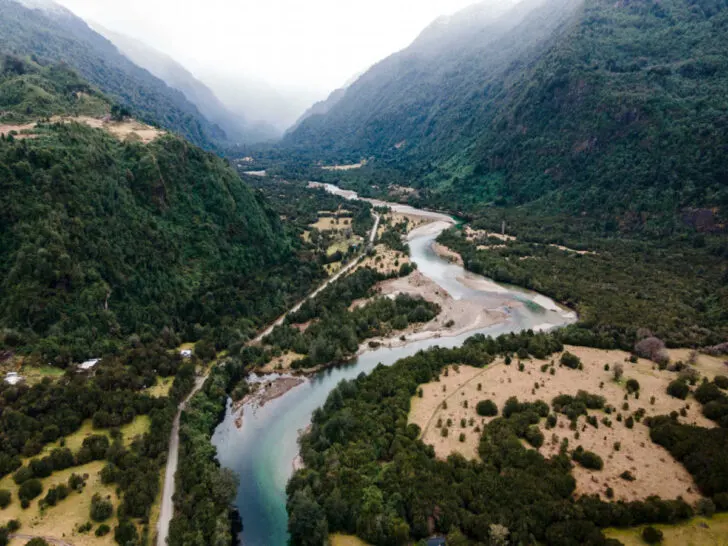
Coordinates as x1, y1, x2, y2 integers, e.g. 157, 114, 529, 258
284, 0, 728, 225
0, 0, 227, 150
0, 58, 320, 362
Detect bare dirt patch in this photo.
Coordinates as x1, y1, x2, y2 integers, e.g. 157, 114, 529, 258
432, 242, 464, 266
321, 161, 366, 171
0, 122, 38, 139
258, 351, 306, 373
1, 116, 164, 144
409, 346, 716, 504
358, 271, 507, 348
465, 226, 516, 242
549, 244, 597, 255
355, 244, 410, 276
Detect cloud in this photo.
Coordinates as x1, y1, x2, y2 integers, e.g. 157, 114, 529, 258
55, 0, 480, 94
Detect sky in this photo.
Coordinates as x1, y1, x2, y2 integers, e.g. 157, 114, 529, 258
55, 0, 480, 96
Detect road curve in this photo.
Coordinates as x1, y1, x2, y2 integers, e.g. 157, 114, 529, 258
156, 211, 380, 545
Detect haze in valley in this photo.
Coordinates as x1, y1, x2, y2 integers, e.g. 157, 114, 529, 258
54, 0, 485, 133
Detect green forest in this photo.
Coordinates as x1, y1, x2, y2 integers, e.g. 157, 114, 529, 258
0, 57, 324, 363
287, 331, 728, 546
282, 0, 728, 234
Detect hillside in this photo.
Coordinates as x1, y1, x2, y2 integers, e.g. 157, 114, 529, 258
0, 57, 322, 363
91, 25, 279, 144
284, 0, 728, 225
0, 0, 227, 150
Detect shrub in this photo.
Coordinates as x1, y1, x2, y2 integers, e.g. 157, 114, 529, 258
18, 479, 43, 503
0, 489, 10, 509
441, 427, 448, 438
96, 523, 111, 537
12, 466, 33, 485
667, 380, 689, 400
695, 382, 723, 405
642, 526, 663, 544
26, 539, 50, 546
696, 497, 716, 517
476, 400, 498, 417
714, 375, 728, 390
90, 494, 113, 522
524, 426, 544, 448
613, 363, 624, 381
560, 351, 581, 369
573, 447, 603, 470
114, 520, 138, 546
625, 416, 635, 429
635, 337, 668, 365
626, 378, 640, 393
459, 433, 466, 443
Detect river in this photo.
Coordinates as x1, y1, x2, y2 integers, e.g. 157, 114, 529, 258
211, 184, 577, 545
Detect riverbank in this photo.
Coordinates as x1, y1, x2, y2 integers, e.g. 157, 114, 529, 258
213, 183, 577, 545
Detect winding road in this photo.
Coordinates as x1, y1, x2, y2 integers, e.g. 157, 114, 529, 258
155, 211, 380, 545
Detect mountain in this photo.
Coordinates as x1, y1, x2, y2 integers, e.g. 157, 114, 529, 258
198, 69, 324, 134
0, 56, 311, 362
286, 87, 347, 135
0, 0, 227, 150
285, 0, 728, 223
90, 25, 279, 144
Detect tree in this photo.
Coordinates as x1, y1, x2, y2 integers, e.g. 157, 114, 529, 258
0, 490, 10, 509
613, 363, 624, 381
642, 526, 663, 544
626, 378, 640, 394
18, 479, 42, 503
114, 519, 138, 546
25, 539, 50, 546
635, 337, 668, 365
476, 400, 498, 417
288, 489, 328, 546
560, 351, 581, 369
90, 493, 113, 522
667, 380, 689, 400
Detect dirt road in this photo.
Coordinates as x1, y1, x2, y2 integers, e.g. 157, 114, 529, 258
156, 375, 206, 546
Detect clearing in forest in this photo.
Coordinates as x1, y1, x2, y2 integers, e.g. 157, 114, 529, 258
409, 346, 719, 504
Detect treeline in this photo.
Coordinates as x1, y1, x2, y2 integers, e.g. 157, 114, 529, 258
287, 330, 727, 546
437, 226, 728, 348
263, 267, 438, 368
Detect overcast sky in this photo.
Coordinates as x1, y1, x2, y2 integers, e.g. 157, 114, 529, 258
55, 0, 479, 95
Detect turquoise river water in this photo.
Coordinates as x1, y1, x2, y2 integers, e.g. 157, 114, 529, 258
212, 186, 577, 545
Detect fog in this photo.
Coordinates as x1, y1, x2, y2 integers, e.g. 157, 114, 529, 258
55, 0, 480, 103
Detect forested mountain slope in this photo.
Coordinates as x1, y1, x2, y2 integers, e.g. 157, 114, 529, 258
285, 0, 728, 222
0, 0, 227, 150
92, 25, 279, 144
0, 57, 320, 362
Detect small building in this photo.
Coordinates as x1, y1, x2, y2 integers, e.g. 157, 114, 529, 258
426, 538, 446, 546
78, 358, 100, 371
4, 372, 23, 385
180, 349, 193, 359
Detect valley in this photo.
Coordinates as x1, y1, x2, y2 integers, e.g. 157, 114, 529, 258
1, 0, 727, 544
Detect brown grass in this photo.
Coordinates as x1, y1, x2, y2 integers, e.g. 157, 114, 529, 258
329, 534, 371, 546
0, 461, 117, 546
409, 346, 716, 504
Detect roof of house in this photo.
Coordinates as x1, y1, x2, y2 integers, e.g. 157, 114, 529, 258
78, 358, 100, 370
4, 372, 23, 385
